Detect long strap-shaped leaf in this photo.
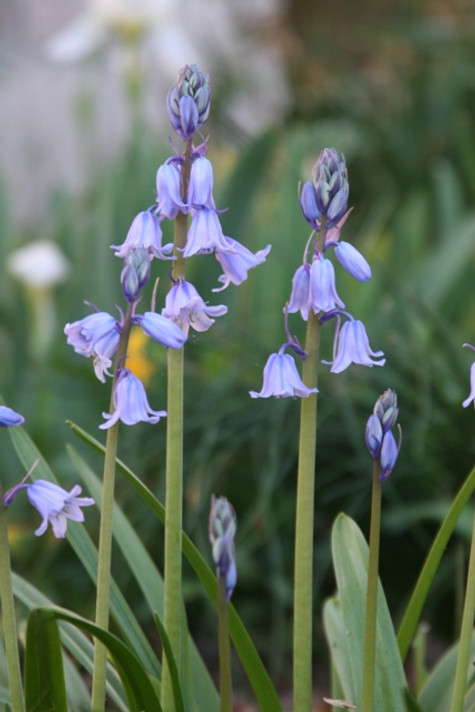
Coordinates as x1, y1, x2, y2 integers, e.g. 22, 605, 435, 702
67, 420, 284, 712
24, 609, 68, 712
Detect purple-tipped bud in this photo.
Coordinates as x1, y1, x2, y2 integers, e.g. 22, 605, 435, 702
311, 148, 349, 227
209, 495, 237, 600
379, 430, 400, 482
0, 406, 25, 428
166, 64, 211, 140
334, 241, 371, 282
299, 181, 320, 229
120, 249, 151, 302
373, 389, 398, 432
365, 413, 383, 459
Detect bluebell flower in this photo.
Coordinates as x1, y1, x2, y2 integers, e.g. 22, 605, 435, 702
162, 278, 227, 336
379, 430, 399, 482
365, 413, 383, 459
329, 319, 385, 374
309, 255, 345, 314
64, 310, 122, 382
100, 368, 166, 430
188, 157, 215, 209
333, 241, 371, 282
299, 181, 321, 230
250, 345, 318, 399
120, 248, 151, 302
4, 472, 94, 538
0, 406, 24, 428
287, 264, 312, 320
183, 208, 235, 258
167, 64, 211, 140
111, 211, 173, 260
462, 344, 475, 409
311, 148, 349, 227
214, 238, 271, 291
133, 311, 188, 347
209, 495, 237, 601
156, 162, 187, 220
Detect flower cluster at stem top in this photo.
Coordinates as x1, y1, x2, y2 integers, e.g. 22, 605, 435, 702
251, 147, 384, 399
64, 64, 271, 428
365, 389, 402, 481
209, 495, 237, 601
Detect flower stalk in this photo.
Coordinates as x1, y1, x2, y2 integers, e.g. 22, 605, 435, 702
361, 460, 382, 712
449, 502, 475, 712
91, 303, 133, 709
160, 139, 192, 711
0, 489, 25, 712
218, 576, 233, 712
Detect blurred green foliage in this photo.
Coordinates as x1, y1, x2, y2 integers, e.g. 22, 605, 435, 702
1, 6, 475, 690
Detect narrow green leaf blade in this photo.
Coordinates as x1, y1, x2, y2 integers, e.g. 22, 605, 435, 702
331, 513, 408, 711
24, 609, 68, 712
418, 632, 475, 712
154, 612, 185, 712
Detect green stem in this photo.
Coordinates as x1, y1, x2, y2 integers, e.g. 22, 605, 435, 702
293, 309, 320, 712
361, 461, 382, 712
0, 491, 25, 712
91, 304, 133, 710
218, 577, 233, 712
449, 506, 475, 712
161, 139, 192, 711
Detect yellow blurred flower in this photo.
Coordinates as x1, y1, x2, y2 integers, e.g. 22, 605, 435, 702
126, 326, 156, 385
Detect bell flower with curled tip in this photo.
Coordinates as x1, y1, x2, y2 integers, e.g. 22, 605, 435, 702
462, 344, 475, 409
326, 317, 385, 374
167, 64, 211, 140
214, 238, 271, 292
133, 311, 188, 348
64, 310, 122, 382
99, 368, 166, 430
209, 495, 237, 601
156, 161, 187, 220
4, 470, 94, 539
183, 208, 236, 258
111, 210, 173, 260
0, 406, 25, 428
250, 345, 318, 399
162, 278, 227, 337
287, 263, 312, 320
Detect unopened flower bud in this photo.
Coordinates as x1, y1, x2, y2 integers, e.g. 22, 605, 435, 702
209, 495, 237, 600
365, 413, 383, 459
167, 64, 211, 140
311, 148, 349, 227
121, 248, 151, 302
373, 389, 398, 432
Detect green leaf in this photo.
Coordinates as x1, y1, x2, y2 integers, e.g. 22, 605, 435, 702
67, 420, 284, 712
418, 632, 475, 712
154, 612, 185, 712
323, 597, 357, 708
330, 513, 408, 711
36, 606, 162, 712
397, 464, 475, 660
24, 609, 68, 712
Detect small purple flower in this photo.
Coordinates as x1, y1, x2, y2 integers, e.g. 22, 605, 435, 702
312, 148, 349, 227
462, 344, 475, 409
299, 181, 321, 230
4, 472, 94, 538
99, 368, 166, 430
120, 248, 152, 302
183, 208, 234, 258
188, 157, 215, 209
333, 241, 371, 282
167, 64, 211, 140
64, 311, 122, 382
162, 278, 227, 336
379, 430, 400, 482
329, 319, 385, 374
0, 406, 24, 428
287, 263, 312, 320
133, 311, 188, 348
111, 211, 173, 260
250, 345, 318, 399
156, 162, 187, 220
214, 238, 271, 291
309, 255, 345, 314
209, 495, 237, 601
365, 413, 383, 459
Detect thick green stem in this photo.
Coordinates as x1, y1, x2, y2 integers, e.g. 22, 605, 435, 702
361, 461, 382, 712
293, 309, 320, 712
218, 577, 233, 712
0, 491, 25, 712
449, 506, 475, 712
161, 139, 192, 711
91, 305, 133, 710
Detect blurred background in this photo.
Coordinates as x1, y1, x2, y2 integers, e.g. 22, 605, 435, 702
1, 0, 475, 700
